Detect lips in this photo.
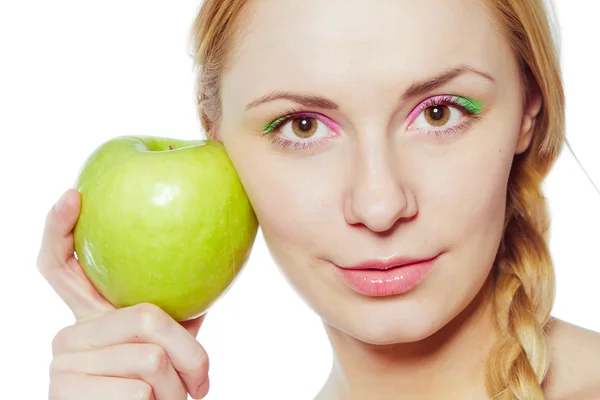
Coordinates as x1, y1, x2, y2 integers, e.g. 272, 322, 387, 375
332, 254, 441, 297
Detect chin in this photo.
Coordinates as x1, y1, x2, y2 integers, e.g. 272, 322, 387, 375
323, 298, 451, 346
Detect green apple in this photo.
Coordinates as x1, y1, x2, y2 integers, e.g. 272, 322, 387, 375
73, 135, 258, 321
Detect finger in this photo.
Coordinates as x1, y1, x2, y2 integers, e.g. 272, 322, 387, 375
37, 189, 115, 320
180, 313, 207, 338
50, 372, 155, 400
53, 303, 209, 399
39, 189, 80, 261
50, 343, 188, 400
196, 375, 210, 399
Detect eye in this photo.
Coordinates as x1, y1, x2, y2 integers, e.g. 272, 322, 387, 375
260, 110, 341, 152
265, 112, 338, 142
406, 95, 483, 136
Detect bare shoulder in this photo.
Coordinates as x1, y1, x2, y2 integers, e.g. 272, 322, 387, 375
543, 317, 600, 400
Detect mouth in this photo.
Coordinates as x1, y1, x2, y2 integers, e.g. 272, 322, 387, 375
332, 254, 441, 297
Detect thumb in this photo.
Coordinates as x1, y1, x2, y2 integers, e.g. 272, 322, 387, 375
37, 188, 115, 321
42, 189, 81, 262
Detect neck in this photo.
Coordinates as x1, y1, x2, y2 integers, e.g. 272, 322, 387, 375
318, 274, 498, 400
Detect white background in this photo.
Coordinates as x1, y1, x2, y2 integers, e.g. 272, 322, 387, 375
0, 1, 598, 399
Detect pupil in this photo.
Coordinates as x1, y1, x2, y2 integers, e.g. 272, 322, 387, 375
299, 118, 312, 132
430, 106, 444, 121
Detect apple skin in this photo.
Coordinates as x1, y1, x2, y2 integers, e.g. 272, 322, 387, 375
73, 135, 258, 321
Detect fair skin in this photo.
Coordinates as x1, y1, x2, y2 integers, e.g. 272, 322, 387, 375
38, 0, 600, 399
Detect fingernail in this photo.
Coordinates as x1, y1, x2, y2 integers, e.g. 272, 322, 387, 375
54, 190, 70, 213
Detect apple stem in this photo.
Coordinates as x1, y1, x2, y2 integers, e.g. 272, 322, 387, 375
169, 145, 174, 150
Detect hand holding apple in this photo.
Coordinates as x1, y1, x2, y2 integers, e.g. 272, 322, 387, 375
72, 135, 258, 321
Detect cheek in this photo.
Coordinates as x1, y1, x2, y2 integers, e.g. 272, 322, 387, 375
418, 138, 515, 253
222, 139, 332, 250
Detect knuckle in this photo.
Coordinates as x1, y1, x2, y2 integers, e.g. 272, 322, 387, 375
41, 207, 57, 239
36, 250, 52, 277
134, 303, 170, 335
43, 205, 55, 229
143, 344, 171, 376
51, 326, 71, 356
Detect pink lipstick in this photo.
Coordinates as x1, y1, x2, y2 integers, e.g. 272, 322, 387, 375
333, 254, 440, 296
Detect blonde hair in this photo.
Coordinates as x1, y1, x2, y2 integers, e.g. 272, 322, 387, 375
188, 1, 571, 398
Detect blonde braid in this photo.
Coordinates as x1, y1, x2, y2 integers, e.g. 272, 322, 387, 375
485, 155, 556, 399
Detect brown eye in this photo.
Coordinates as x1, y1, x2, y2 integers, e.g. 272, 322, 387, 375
424, 105, 451, 127
291, 117, 318, 138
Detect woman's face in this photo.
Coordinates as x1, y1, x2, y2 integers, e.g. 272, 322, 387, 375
218, 0, 539, 344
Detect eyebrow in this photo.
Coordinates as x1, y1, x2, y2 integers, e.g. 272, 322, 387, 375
245, 65, 495, 111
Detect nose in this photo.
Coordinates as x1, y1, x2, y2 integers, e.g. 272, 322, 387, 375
343, 145, 417, 233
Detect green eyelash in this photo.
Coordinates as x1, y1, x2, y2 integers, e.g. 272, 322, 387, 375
455, 96, 483, 115
262, 116, 287, 133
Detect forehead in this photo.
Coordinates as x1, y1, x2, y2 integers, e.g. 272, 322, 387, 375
224, 0, 516, 104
